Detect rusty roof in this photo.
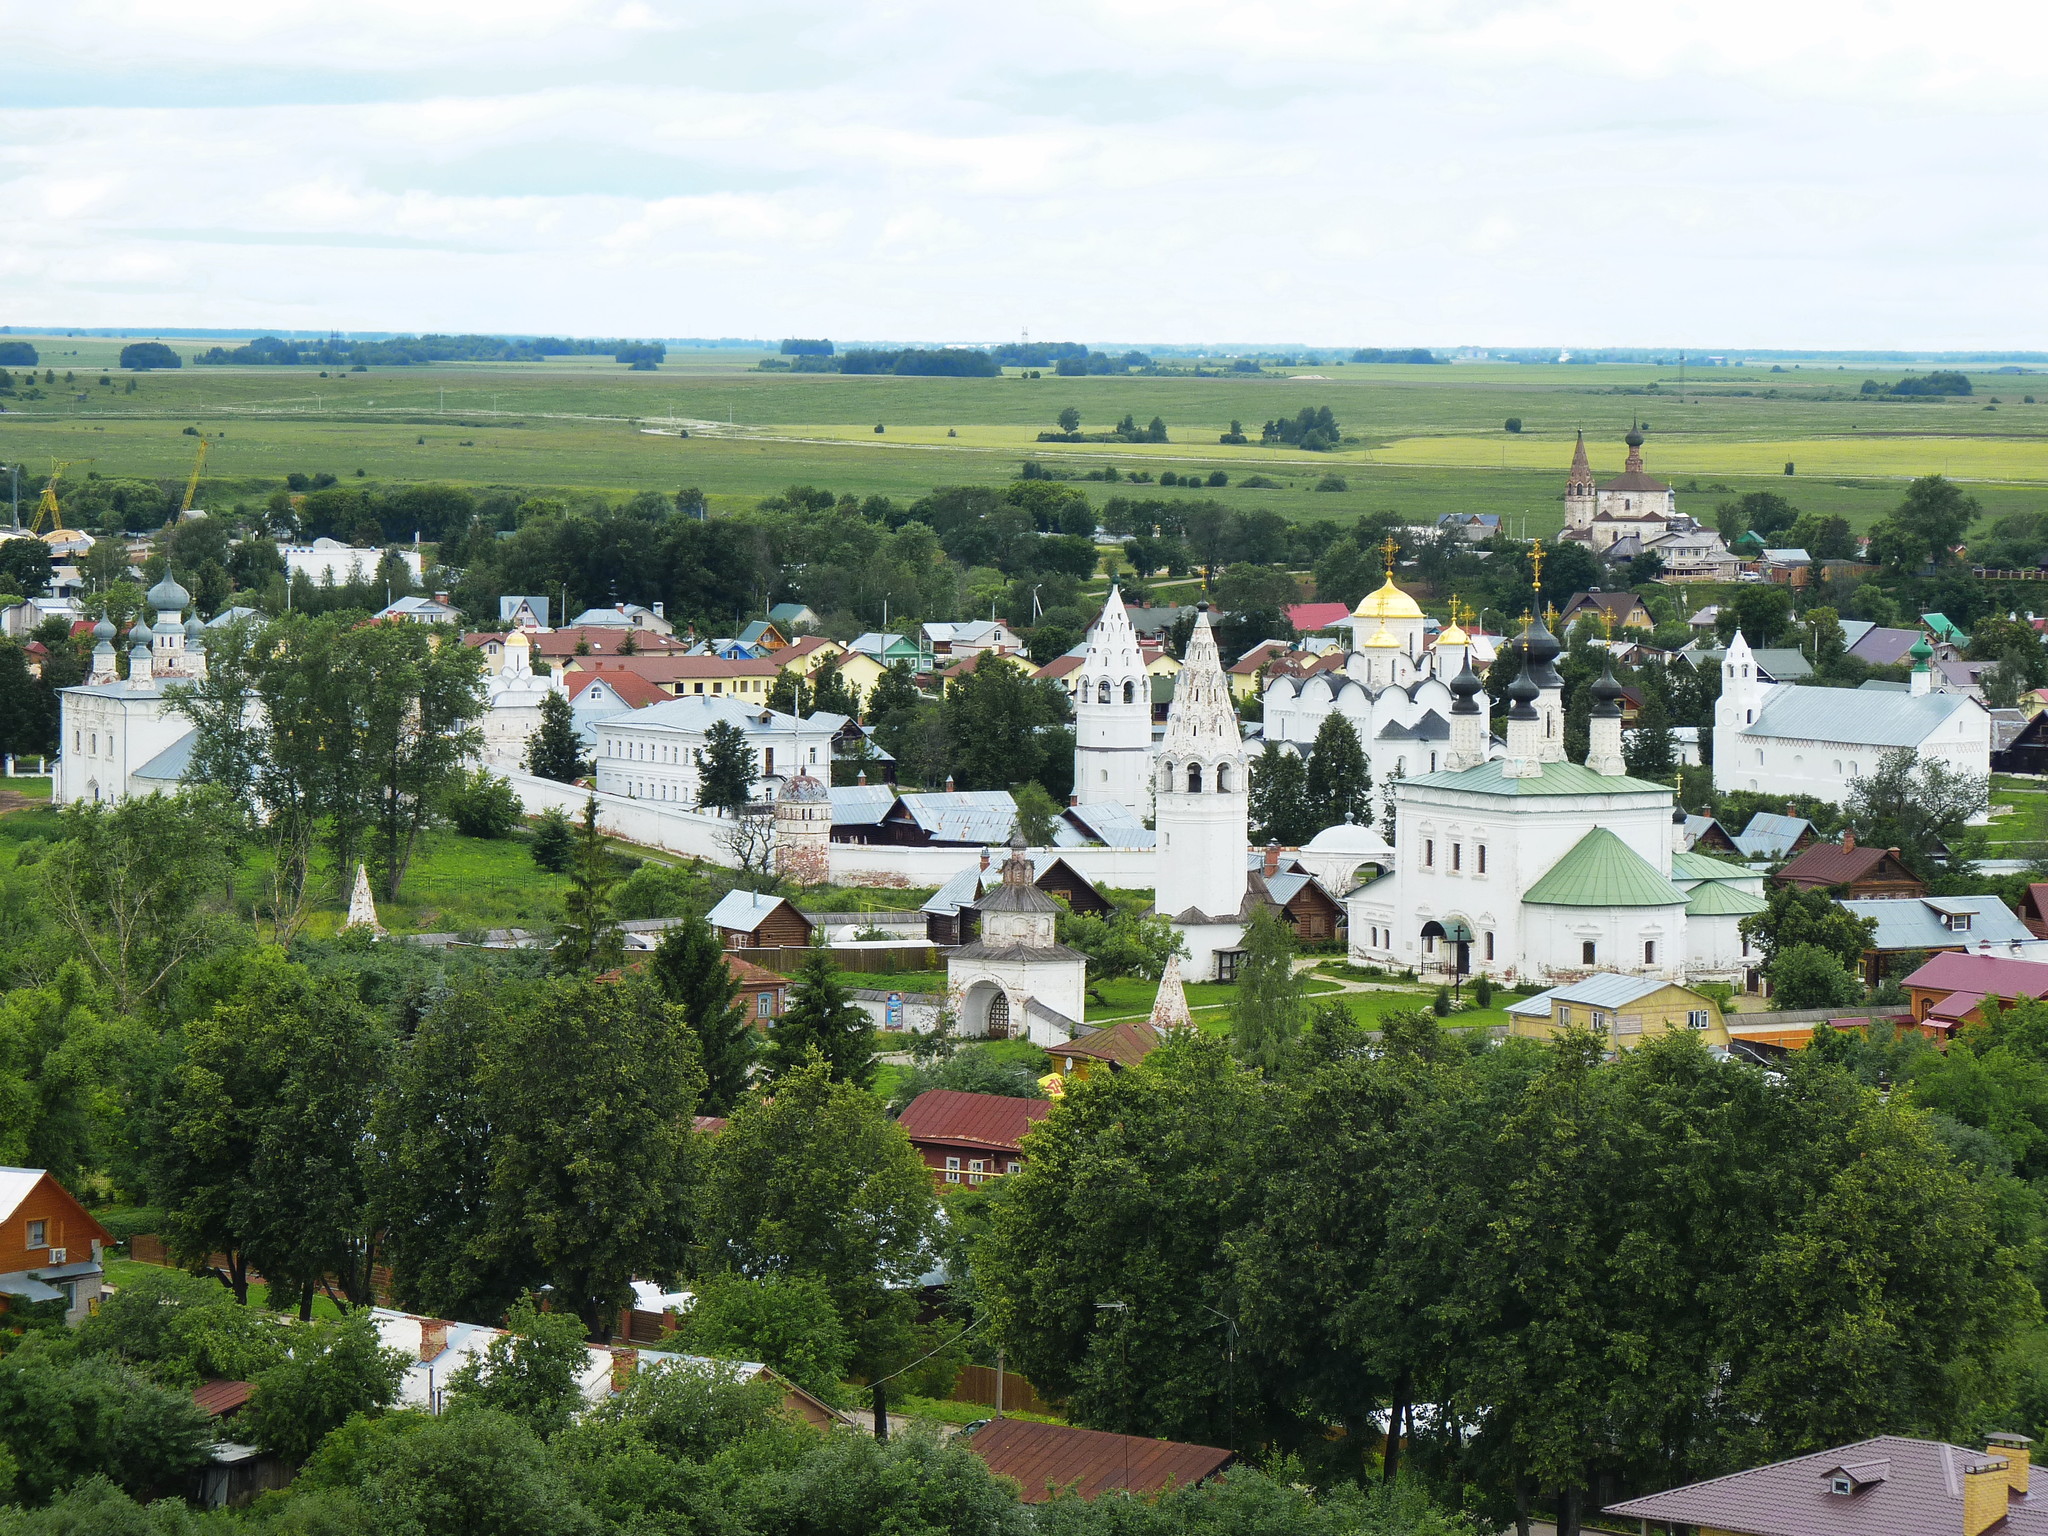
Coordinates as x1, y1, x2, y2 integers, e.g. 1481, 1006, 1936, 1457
897, 1090, 1051, 1154
1059, 1021, 1161, 1068
965, 1418, 1233, 1503
724, 956, 789, 989
1606, 1435, 2045, 1536
192, 1380, 254, 1417
692, 1115, 729, 1136
1774, 841, 1916, 889
564, 668, 670, 710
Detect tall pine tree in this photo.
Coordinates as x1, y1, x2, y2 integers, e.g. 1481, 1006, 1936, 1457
551, 799, 624, 974
525, 689, 586, 783
1249, 741, 1312, 846
1230, 906, 1305, 1075
761, 949, 877, 1090
1304, 713, 1371, 833
650, 914, 756, 1115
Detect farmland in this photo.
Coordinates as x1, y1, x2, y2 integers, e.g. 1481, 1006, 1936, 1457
5, 339, 2048, 532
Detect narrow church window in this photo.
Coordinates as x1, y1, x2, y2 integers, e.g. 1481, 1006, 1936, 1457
1098, 680, 1110, 704
1423, 839, 1434, 866
1123, 680, 1136, 704
1643, 940, 1657, 965
1477, 845, 1488, 873
1187, 764, 1202, 793
1451, 844, 1461, 871
1485, 932, 1495, 960
1582, 941, 1597, 965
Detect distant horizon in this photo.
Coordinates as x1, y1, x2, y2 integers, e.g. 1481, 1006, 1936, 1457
6, 328, 2048, 367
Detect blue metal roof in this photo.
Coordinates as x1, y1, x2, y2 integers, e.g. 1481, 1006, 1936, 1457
1840, 896, 2032, 951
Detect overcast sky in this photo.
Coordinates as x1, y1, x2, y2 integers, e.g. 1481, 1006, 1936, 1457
3, 0, 2043, 348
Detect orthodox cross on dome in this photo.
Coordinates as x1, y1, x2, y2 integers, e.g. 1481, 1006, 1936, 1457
1380, 534, 1400, 576
1528, 537, 1545, 595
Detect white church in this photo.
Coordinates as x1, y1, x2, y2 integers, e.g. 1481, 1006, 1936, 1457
1712, 630, 1990, 803
1346, 615, 1765, 987
54, 574, 211, 805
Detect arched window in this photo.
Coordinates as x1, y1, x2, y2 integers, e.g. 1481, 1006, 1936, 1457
1123, 679, 1136, 704
1097, 679, 1111, 704
1216, 763, 1232, 793
1187, 763, 1203, 793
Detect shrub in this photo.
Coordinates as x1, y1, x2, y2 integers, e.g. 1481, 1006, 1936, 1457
1206, 470, 1228, 486
1314, 473, 1349, 492
1504, 417, 1522, 433
1432, 985, 1451, 1017
1240, 475, 1281, 489
530, 807, 576, 873
443, 770, 523, 839
1473, 974, 1494, 1008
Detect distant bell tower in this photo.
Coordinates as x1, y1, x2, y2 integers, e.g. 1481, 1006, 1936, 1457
1072, 586, 1152, 812
1564, 430, 1596, 533
1154, 606, 1249, 923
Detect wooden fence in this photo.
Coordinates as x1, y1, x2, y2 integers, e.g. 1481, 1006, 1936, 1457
731, 944, 944, 976
948, 1362, 1058, 1417
125, 1235, 395, 1306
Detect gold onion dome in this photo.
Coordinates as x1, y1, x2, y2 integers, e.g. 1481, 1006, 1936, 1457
1351, 574, 1423, 621
1436, 621, 1470, 645
1361, 624, 1402, 649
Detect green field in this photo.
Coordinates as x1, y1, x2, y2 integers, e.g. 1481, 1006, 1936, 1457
6, 338, 2048, 534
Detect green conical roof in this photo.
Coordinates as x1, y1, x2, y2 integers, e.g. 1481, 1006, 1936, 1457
1524, 828, 1688, 908
1685, 880, 1768, 917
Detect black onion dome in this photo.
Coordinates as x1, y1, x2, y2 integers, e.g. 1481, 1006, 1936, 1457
1590, 659, 1625, 717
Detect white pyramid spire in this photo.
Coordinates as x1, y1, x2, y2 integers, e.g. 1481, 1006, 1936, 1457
344, 863, 383, 934
1162, 608, 1239, 752
1147, 953, 1192, 1032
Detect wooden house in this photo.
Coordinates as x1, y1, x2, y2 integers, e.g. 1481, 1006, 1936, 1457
0, 1168, 110, 1325
896, 1090, 1051, 1188
1506, 974, 1729, 1052
1255, 859, 1345, 943
726, 955, 791, 1025
1903, 950, 2048, 1033
705, 890, 815, 950
1773, 832, 1926, 898
2022, 882, 2048, 940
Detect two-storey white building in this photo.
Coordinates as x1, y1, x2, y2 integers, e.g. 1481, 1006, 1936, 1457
591, 697, 841, 805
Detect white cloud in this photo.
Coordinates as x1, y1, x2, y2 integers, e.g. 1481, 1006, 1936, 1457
0, 0, 2044, 341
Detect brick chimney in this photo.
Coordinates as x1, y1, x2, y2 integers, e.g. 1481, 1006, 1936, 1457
1263, 842, 1282, 876
1964, 1454, 2012, 1536
609, 1347, 638, 1392
944, 774, 955, 792
1989, 1433, 2033, 1494
419, 1319, 450, 1362
856, 769, 867, 785
1888, 847, 1901, 860
1841, 827, 1856, 852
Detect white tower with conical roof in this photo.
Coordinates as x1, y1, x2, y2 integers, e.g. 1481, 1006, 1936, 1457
1154, 606, 1250, 979
1073, 586, 1151, 812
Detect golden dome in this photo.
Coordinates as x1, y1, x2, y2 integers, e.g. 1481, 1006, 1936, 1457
1351, 574, 1423, 621
1361, 623, 1402, 649
1436, 622, 1470, 645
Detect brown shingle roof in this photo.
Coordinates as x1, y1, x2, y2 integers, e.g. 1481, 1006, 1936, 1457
192, 1380, 254, 1417
724, 955, 788, 989
1605, 1435, 2044, 1536
1060, 1021, 1162, 1069
1774, 841, 1917, 890
965, 1418, 1234, 1503
897, 1089, 1050, 1155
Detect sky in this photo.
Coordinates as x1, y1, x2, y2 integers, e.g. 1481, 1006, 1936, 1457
3, 0, 2045, 348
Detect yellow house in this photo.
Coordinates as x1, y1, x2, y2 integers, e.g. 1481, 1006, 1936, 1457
1506, 973, 1728, 1051
776, 635, 847, 679
828, 649, 889, 710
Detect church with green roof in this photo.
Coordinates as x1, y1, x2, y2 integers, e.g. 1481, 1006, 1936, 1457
1344, 610, 1767, 988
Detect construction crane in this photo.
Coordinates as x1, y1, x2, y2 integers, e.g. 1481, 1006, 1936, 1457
29, 458, 96, 536
181, 437, 209, 515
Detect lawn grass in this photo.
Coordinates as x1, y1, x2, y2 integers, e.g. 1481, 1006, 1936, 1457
1986, 775, 2048, 853
100, 1256, 347, 1320
1078, 972, 1339, 1022
893, 1394, 1064, 1427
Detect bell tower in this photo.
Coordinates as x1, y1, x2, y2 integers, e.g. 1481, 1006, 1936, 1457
1072, 586, 1152, 811
1564, 430, 1596, 534
1154, 606, 1249, 923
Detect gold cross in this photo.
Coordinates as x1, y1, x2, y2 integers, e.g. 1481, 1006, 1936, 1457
1380, 534, 1400, 576
1528, 538, 1545, 593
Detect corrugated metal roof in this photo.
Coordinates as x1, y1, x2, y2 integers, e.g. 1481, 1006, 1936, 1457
1902, 950, 2048, 999
896, 1090, 1051, 1153
1060, 1021, 1161, 1068
193, 1380, 254, 1417
1523, 829, 1688, 908
1743, 684, 1974, 747
1777, 842, 1908, 888
829, 785, 896, 826
1606, 1435, 2043, 1536
1062, 800, 1156, 849
1404, 759, 1672, 799
965, 1418, 1234, 1503
1670, 849, 1752, 881
705, 890, 800, 935
133, 729, 197, 782
1686, 880, 1768, 917
1538, 973, 1678, 1010
921, 866, 984, 915
0, 1168, 46, 1225
1842, 896, 2030, 951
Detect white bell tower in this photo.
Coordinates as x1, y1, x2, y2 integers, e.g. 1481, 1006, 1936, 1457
1155, 606, 1249, 927
1073, 586, 1152, 812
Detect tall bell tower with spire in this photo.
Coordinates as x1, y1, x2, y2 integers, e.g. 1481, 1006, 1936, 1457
1072, 586, 1151, 812
1154, 605, 1251, 979
1564, 430, 1596, 535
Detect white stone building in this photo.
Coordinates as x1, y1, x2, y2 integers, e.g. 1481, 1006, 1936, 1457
771, 771, 833, 885
947, 834, 1088, 1044
1559, 429, 1733, 574
1711, 631, 1991, 804
53, 576, 210, 806
478, 630, 567, 770
1154, 606, 1256, 980
282, 539, 424, 587
1345, 622, 1739, 986
1259, 572, 1494, 824
591, 697, 840, 805
1071, 586, 1153, 813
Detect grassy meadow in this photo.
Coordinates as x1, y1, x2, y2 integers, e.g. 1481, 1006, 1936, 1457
4, 337, 2048, 534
